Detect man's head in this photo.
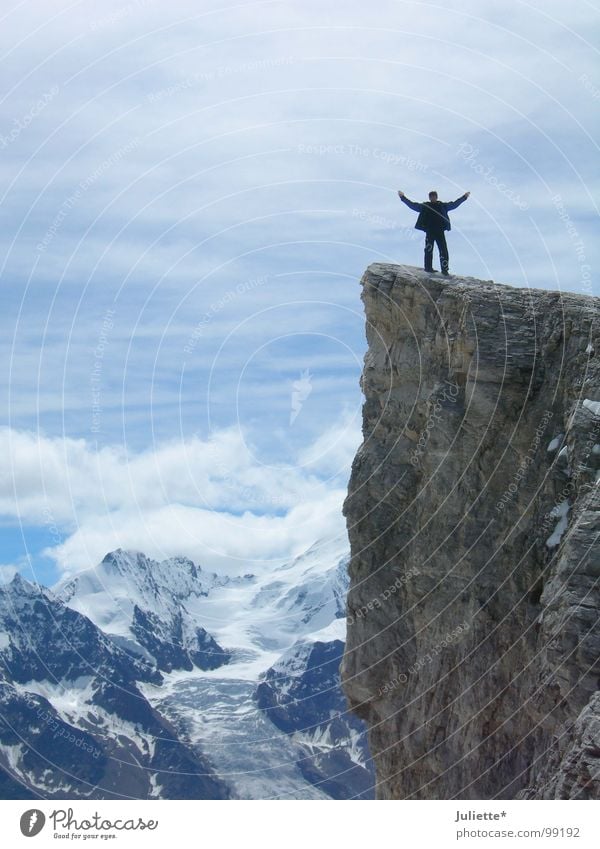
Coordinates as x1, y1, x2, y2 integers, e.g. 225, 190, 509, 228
428, 191, 438, 201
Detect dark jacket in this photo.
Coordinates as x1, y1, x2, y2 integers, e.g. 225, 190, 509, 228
400, 194, 468, 232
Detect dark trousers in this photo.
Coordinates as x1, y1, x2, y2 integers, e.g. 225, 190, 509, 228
424, 230, 449, 273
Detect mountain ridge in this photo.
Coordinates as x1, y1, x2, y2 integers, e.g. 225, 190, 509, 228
1, 540, 374, 799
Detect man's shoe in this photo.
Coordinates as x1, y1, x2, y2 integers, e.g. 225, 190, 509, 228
442, 271, 451, 276
424, 268, 438, 273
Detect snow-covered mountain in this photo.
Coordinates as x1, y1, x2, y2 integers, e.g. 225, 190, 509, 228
0, 539, 374, 799
55, 550, 233, 672
255, 620, 374, 799
0, 576, 229, 799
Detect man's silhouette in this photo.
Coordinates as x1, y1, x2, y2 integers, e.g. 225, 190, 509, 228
398, 189, 470, 275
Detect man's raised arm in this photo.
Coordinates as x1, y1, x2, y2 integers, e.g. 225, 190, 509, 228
398, 190, 422, 212
445, 191, 470, 211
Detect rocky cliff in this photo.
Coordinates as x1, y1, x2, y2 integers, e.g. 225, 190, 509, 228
341, 263, 600, 800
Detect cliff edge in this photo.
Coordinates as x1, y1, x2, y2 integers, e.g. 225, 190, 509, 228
341, 263, 600, 799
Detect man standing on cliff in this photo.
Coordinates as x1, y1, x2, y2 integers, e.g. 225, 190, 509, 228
398, 189, 470, 275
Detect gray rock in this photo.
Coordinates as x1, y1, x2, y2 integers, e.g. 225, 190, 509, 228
341, 263, 600, 799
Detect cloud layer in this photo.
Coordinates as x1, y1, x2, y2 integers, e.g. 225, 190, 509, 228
1, 0, 598, 575
0, 419, 359, 575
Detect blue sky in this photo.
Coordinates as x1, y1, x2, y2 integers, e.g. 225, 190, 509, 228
1, 0, 598, 585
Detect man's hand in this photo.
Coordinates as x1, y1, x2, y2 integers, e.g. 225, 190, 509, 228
398, 190, 405, 198
464, 191, 471, 198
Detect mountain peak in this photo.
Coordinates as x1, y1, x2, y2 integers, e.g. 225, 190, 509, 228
100, 548, 150, 573
99, 549, 201, 581
5, 572, 47, 599
54, 549, 230, 673
8, 572, 30, 590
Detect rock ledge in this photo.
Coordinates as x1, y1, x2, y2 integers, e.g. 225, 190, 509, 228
342, 263, 600, 799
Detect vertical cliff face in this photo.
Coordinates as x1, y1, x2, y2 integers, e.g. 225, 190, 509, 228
342, 263, 600, 800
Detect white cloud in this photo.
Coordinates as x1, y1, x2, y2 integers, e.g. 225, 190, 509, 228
0, 424, 347, 518
0, 564, 18, 584
3, 0, 597, 298
299, 410, 362, 476
1, 0, 598, 579
43, 492, 348, 577
0, 421, 353, 576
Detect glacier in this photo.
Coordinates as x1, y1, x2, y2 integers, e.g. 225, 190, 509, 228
0, 537, 374, 799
